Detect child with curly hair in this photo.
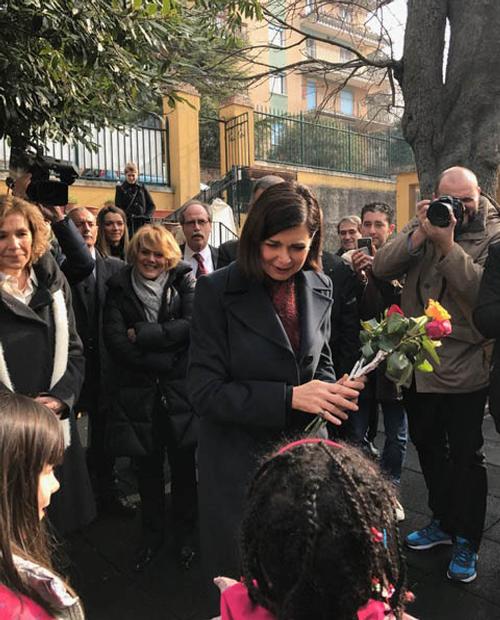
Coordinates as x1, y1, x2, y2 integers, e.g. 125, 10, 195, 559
214, 438, 416, 620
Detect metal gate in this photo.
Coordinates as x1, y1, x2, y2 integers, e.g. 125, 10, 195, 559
224, 112, 250, 169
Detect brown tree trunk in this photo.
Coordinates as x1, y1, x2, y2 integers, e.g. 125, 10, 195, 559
399, 0, 500, 196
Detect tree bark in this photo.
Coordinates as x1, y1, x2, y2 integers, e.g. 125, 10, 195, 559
399, 0, 500, 195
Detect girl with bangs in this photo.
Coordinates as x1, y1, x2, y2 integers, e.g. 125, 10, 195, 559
103, 224, 198, 571
0, 392, 84, 619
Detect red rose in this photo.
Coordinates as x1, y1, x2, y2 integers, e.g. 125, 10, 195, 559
425, 319, 452, 340
387, 304, 404, 317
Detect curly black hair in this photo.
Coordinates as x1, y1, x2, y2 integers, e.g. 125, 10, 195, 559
239, 439, 407, 620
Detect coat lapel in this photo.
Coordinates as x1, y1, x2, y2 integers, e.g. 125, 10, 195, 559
224, 266, 292, 353
95, 252, 107, 308
298, 270, 333, 360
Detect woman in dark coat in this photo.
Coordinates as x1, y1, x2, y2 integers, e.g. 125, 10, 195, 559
114, 162, 155, 236
474, 241, 500, 432
188, 182, 364, 609
103, 224, 197, 571
0, 195, 95, 534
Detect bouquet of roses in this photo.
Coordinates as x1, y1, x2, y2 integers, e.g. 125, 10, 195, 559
307, 299, 452, 434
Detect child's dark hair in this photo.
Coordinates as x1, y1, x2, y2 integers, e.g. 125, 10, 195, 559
240, 438, 407, 620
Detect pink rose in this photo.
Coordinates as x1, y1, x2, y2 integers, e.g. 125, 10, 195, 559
425, 319, 452, 340
387, 304, 404, 317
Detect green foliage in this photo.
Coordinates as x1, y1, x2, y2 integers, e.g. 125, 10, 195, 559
0, 0, 259, 150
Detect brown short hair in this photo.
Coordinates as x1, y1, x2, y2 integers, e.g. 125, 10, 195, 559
127, 224, 181, 270
238, 181, 323, 281
125, 162, 138, 174
0, 195, 50, 266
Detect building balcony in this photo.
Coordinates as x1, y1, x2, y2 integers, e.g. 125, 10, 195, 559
301, 9, 384, 45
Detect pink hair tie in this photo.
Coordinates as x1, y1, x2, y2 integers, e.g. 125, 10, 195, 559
276, 437, 342, 455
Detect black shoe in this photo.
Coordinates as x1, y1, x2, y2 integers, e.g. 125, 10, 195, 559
363, 439, 380, 459
98, 494, 137, 519
134, 543, 162, 572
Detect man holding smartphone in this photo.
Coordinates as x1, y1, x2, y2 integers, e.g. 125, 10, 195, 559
348, 203, 408, 521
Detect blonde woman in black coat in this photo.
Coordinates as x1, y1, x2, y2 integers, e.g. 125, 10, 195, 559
104, 224, 197, 571
188, 182, 364, 610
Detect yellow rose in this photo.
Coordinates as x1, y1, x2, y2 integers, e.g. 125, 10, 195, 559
425, 299, 451, 321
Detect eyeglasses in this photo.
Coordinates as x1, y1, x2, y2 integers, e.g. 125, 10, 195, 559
183, 219, 210, 227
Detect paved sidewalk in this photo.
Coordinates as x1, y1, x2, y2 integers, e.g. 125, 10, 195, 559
68, 414, 500, 619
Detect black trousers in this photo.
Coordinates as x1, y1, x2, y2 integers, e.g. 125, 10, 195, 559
135, 421, 197, 548
403, 385, 488, 550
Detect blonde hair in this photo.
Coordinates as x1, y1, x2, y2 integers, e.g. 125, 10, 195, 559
127, 224, 181, 271
0, 195, 50, 266
125, 162, 138, 174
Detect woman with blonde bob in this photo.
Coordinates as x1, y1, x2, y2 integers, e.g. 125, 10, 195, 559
103, 224, 198, 571
0, 392, 84, 619
96, 204, 129, 261
0, 195, 95, 535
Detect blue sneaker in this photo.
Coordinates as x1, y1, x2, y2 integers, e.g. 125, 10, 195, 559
447, 537, 478, 583
405, 519, 453, 550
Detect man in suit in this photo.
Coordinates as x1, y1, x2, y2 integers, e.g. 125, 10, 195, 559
178, 200, 218, 277
67, 207, 135, 518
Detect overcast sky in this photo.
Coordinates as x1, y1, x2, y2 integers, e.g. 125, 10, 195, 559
380, 0, 407, 58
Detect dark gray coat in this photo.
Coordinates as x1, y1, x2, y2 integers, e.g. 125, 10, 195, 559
103, 262, 195, 456
474, 241, 500, 431
71, 251, 124, 411
188, 262, 336, 582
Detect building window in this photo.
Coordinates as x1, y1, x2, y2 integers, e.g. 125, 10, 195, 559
305, 38, 316, 58
339, 88, 354, 116
268, 24, 284, 47
306, 80, 316, 110
270, 73, 286, 95
304, 0, 314, 15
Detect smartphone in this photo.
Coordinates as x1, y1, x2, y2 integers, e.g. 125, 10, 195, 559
357, 237, 373, 256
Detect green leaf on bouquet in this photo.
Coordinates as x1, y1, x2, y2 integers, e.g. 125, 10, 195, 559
422, 335, 440, 364
386, 351, 413, 387
361, 319, 379, 333
359, 330, 371, 344
407, 316, 428, 336
416, 358, 433, 373
378, 333, 400, 352
386, 313, 409, 335
400, 340, 420, 358
387, 351, 411, 372
361, 342, 376, 361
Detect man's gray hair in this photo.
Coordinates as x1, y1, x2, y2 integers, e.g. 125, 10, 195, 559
178, 200, 212, 225
337, 215, 361, 234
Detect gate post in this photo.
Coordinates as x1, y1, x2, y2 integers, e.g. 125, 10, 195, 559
163, 84, 201, 210
219, 94, 255, 175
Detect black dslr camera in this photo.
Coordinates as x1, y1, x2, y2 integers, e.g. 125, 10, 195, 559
427, 195, 465, 231
9, 145, 79, 206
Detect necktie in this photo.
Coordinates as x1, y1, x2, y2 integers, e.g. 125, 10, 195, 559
193, 253, 207, 278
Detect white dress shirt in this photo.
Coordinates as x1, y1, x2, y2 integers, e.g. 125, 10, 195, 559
183, 243, 214, 275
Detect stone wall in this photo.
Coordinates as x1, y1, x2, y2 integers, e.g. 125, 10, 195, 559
311, 184, 396, 252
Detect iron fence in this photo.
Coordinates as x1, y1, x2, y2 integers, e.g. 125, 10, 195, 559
0, 115, 169, 186
254, 110, 414, 178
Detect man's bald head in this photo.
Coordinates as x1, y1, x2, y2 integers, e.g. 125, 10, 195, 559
435, 166, 481, 217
